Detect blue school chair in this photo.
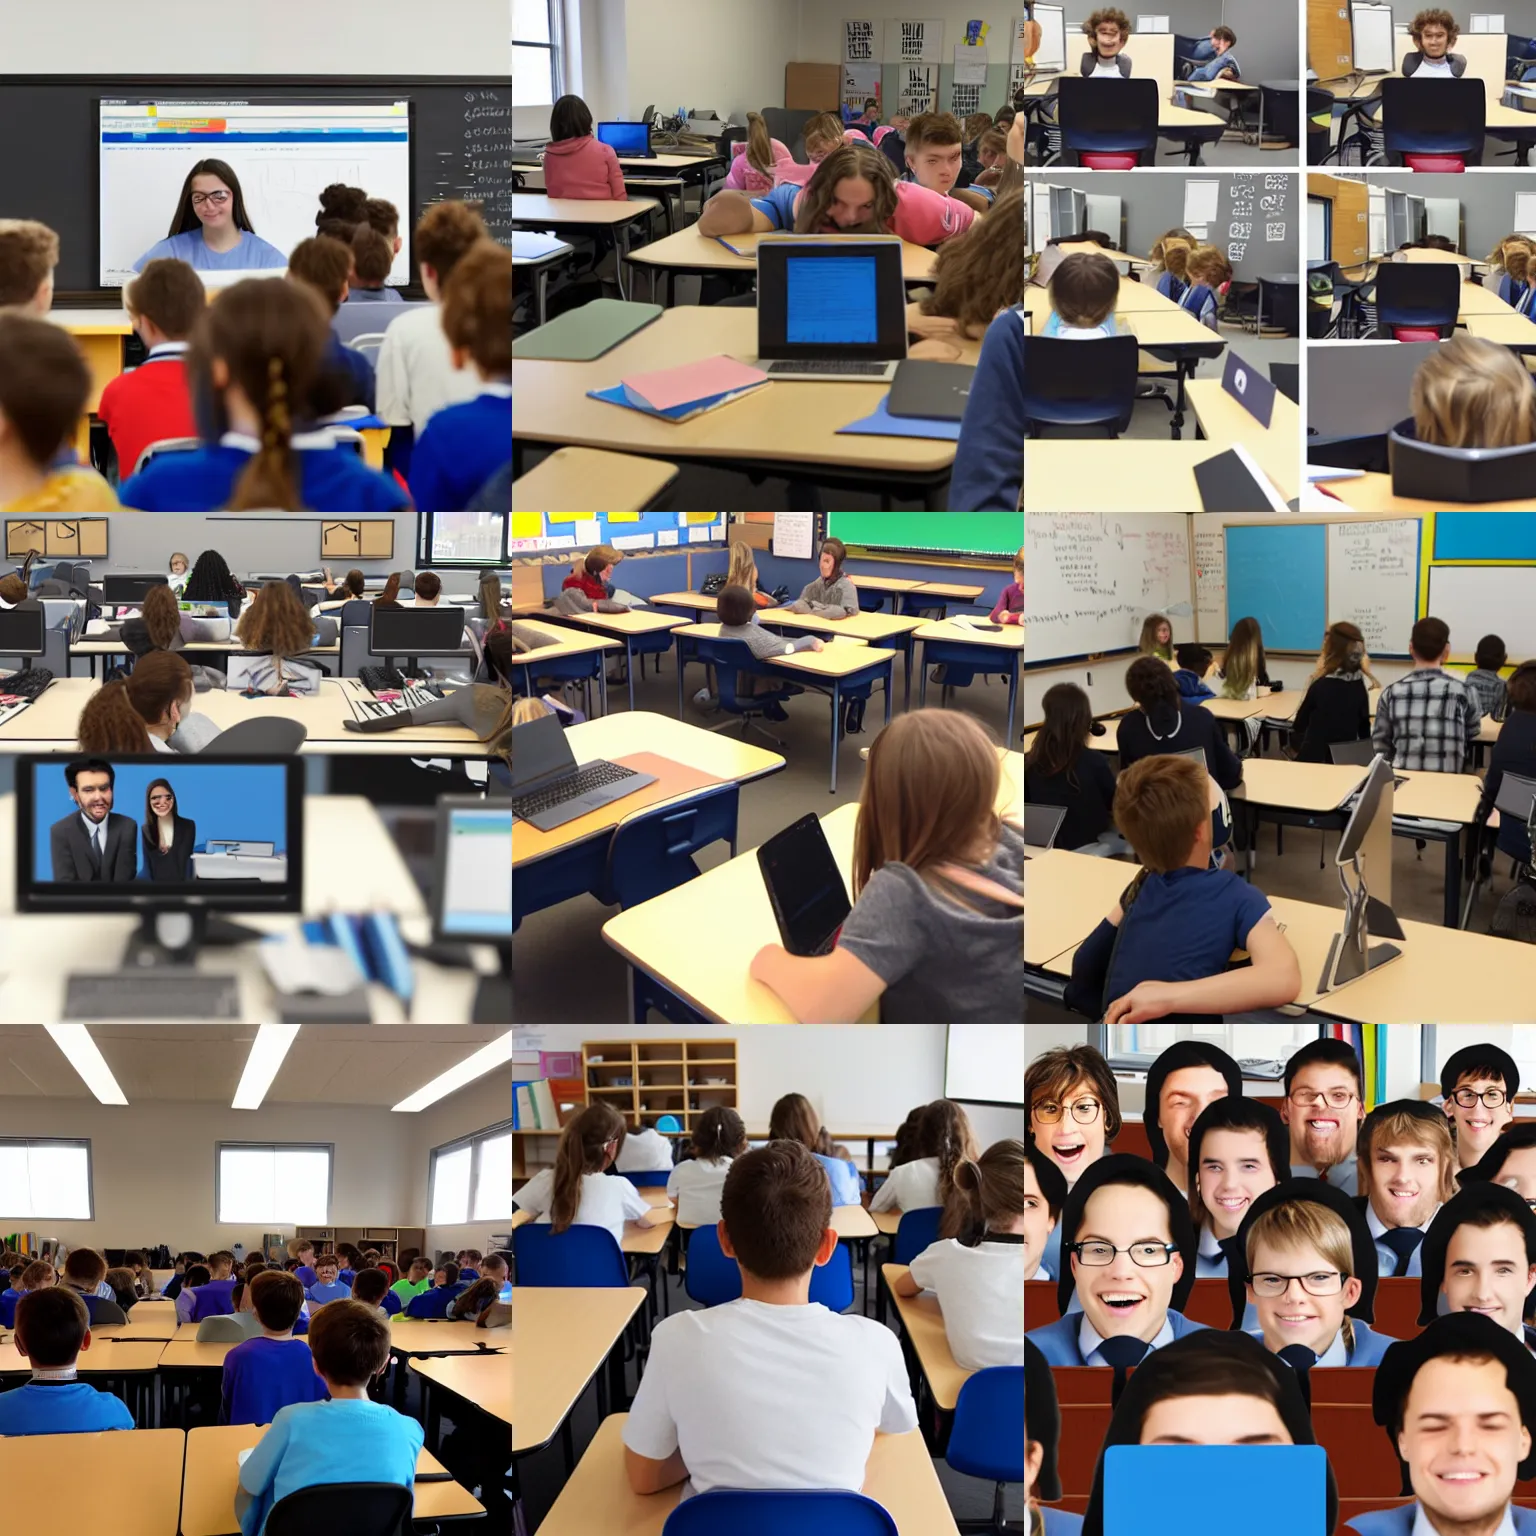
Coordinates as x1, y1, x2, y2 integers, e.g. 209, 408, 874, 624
689, 637, 796, 748
1022, 336, 1138, 438
512, 1223, 629, 1288
946, 1366, 1025, 1535
682, 1223, 743, 1306
1054, 77, 1159, 168
892, 1207, 943, 1266
593, 783, 740, 909
1372, 262, 1461, 342
656, 1115, 682, 1133
1371, 77, 1485, 169
620, 1171, 672, 1187
266, 1482, 412, 1536
661, 1489, 898, 1535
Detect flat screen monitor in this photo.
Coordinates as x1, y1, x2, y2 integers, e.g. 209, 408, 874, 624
98, 98, 412, 289
16, 756, 304, 916
0, 607, 46, 657
1337, 753, 1395, 864
596, 121, 650, 156
432, 796, 512, 942
104, 574, 168, 603
369, 605, 467, 655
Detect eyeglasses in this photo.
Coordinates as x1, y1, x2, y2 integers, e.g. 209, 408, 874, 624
1033, 1098, 1103, 1125
1249, 1269, 1344, 1297
190, 191, 231, 207
1289, 1089, 1358, 1109
1453, 1087, 1508, 1108
1071, 1240, 1177, 1268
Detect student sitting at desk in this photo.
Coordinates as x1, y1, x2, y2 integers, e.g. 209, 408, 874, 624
1041, 252, 1121, 338
285, 236, 376, 412
1472, 658, 1536, 883
1149, 229, 1195, 302
952, 302, 1026, 510
1405, 333, 1536, 449
1081, 7, 1133, 75
772, 112, 882, 186
0, 218, 58, 317
1025, 682, 1120, 854
77, 651, 223, 756
712, 582, 825, 723
1174, 645, 1217, 702
1402, 8, 1468, 75
1487, 235, 1533, 305
899, 112, 994, 213
1466, 633, 1510, 721
1169, 245, 1229, 331
346, 223, 404, 305
232, 580, 327, 697
1063, 754, 1301, 1024
722, 111, 797, 192
1292, 621, 1375, 764
554, 544, 635, 616
512, 1102, 656, 1247
0, 1288, 135, 1436
783, 536, 858, 617
1115, 657, 1243, 792
1372, 615, 1484, 772
541, 92, 627, 199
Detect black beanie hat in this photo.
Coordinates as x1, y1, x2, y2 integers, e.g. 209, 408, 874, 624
1227, 1178, 1380, 1329
1080, 1329, 1339, 1536
1056, 1153, 1198, 1317
1459, 1121, 1536, 1189
1186, 1096, 1290, 1211
1372, 1311, 1536, 1496
1440, 1043, 1521, 1103
1417, 1180, 1536, 1326
1025, 1338, 1063, 1502
1143, 1042, 1244, 1171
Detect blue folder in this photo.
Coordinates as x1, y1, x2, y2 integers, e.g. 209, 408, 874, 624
835, 396, 963, 441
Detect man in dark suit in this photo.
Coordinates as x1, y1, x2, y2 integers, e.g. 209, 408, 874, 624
49, 759, 137, 882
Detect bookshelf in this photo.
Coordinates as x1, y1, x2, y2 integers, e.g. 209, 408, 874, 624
294, 1226, 426, 1267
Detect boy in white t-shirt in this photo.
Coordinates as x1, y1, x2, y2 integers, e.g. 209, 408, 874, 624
511, 1105, 657, 1249
616, 1124, 676, 1174
624, 1140, 918, 1499
892, 1139, 1026, 1371
667, 1107, 749, 1229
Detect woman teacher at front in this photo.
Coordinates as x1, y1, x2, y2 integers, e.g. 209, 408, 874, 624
133, 158, 287, 273
141, 778, 196, 882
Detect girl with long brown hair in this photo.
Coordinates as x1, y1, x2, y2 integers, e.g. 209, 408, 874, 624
77, 650, 221, 755
1025, 683, 1119, 853
234, 580, 325, 695
511, 1103, 653, 1243
667, 1106, 749, 1228
1218, 615, 1270, 700
1138, 612, 1174, 662
722, 111, 795, 191
908, 186, 1026, 344
751, 709, 1022, 1023
767, 1093, 863, 1206
871, 1099, 980, 1215
1293, 620, 1376, 762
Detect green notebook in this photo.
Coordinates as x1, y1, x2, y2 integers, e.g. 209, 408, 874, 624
513, 299, 664, 361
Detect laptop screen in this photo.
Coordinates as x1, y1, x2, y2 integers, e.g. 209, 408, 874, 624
510, 712, 579, 799
755, 813, 851, 955
597, 121, 649, 156
756, 239, 907, 361
786, 254, 879, 344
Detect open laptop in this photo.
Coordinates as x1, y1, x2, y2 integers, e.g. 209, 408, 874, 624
755, 813, 852, 956
511, 712, 657, 832
742, 238, 908, 381
597, 121, 655, 158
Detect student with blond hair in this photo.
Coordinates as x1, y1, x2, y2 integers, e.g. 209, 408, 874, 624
1409, 333, 1536, 448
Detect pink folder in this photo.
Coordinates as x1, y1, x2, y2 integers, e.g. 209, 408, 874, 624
619, 355, 768, 412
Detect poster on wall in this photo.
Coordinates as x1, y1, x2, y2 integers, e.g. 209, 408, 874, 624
1010, 61, 1030, 96
843, 63, 882, 120
1010, 14, 1032, 61
898, 63, 937, 113
951, 80, 982, 115
954, 42, 989, 83
891, 17, 945, 61
844, 19, 880, 61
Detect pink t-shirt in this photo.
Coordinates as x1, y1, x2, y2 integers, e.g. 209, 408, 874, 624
772, 179, 976, 244
724, 137, 796, 192
775, 130, 883, 186
542, 135, 627, 200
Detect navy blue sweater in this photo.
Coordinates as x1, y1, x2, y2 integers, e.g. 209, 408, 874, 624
950, 307, 1024, 511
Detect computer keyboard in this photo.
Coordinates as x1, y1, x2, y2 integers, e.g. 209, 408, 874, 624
64, 971, 242, 1021
764, 359, 892, 376
513, 761, 641, 821
0, 667, 54, 702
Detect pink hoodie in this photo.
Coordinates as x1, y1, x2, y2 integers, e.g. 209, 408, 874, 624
723, 137, 797, 192
543, 135, 627, 200
775, 129, 880, 186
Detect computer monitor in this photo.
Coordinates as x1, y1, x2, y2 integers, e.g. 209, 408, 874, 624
368, 605, 467, 656
596, 121, 651, 156
0, 607, 46, 658
103, 574, 168, 604
1337, 752, 1394, 864
432, 796, 512, 943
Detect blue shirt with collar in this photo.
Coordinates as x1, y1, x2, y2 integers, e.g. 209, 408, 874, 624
1247, 1318, 1397, 1367
407, 387, 512, 513
304, 1280, 351, 1306
133, 229, 288, 273
1025, 1308, 1207, 1365
1347, 1502, 1530, 1534
0, 1376, 135, 1435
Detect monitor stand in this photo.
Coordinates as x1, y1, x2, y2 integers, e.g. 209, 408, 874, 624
122, 910, 267, 968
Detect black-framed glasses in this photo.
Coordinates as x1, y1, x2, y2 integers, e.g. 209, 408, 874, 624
190, 191, 231, 206
1033, 1097, 1103, 1125
1289, 1089, 1358, 1109
1453, 1087, 1508, 1108
1250, 1269, 1344, 1298
1071, 1240, 1177, 1268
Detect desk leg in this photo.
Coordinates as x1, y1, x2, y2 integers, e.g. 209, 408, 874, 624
1008, 659, 1019, 742
830, 679, 842, 794
599, 659, 609, 717
918, 642, 927, 708
883, 660, 893, 728
536, 267, 549, 328
676, 642, 686, 719
902, 635, 913, 711
1445, 828, 1460, 929
627, 637, 637, 714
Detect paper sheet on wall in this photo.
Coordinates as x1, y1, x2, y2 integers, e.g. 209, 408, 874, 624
954, 44, 989, 84
951, 83, 982, 115
844, 18, 880, 61
898, 64, 937, 114
611, 534, 654, 550
772, 512, 816, 560
658, 530, 679, 547
844, 63, 882, 116
1011, 14, 1032, 61
891, 17, 945, 62
575, 519, 602, 546
1184, 179, 1220, 226
1193, 527, 1227, 643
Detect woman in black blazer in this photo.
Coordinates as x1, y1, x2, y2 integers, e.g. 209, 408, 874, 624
142, 778, 196, 882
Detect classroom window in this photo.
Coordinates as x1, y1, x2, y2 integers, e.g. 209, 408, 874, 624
0, 1139, 92, 1219
1103, 1024, 1321, 1073
429, 1122, 513, 1225
216, 1144, 331, 1225
424, 512, 508, 565
512, 0, 559, 108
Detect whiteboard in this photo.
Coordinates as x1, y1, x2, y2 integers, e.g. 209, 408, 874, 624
1308, 197, 1329, 263
1352, 3, 1397, 72
1026, 513, 1193, 663
1327, 519, 1422, 657
946, 1026, 1024, 1106
1034, 3, 1067, 71
1426, 566, 1536, 659
1515, 191, 1536, 238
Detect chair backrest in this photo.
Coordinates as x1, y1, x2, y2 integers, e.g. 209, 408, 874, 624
340, 623, 372, 677
620, 1170, 673, 1187
945, 1366, 1026, 1485
1380, 76, 1486, 148
330, 299, 436, 348
189, 1278, 237, 1320
1023, 335, 1139, 433
266, 1482, 412, 1536
197, 717, 309, 755
512, 1222, 630, 1288
1328, 738, 1376, 767
808, 1240, 855, 1313
1258, 84, 1301, 142
892, 1206, 944, 1266
1494, 771, 1536, 827
83, 1294, 128, 1324
1373, 261, 1461, 328
661, 1489, 898, 1536
133, 437, 201, 477
599, 782, 741, 908
1023, 803, 1068, 851
1057, 78, 1159, 147
683, 1222, 743, 1306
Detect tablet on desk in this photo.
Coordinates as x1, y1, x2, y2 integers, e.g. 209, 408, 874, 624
756, 813, 851, 957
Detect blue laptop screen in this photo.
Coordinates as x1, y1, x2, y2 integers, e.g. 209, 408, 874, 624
784, 255, 879, 345
1103, 1445, 1329, 1536
597, 122, 648, 155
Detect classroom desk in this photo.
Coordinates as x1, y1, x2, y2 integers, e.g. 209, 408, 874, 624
50, 308, 136, 459
1186, 377, 1303, 500
96, 1310, 181, 1340
534, 1413, 961, 1536
513, 230, 576, 327
521, 607, 692, 712
68, 638, 340, 682
756, 607, 926, 709
872, 1207, 904, 1235
1329, 474, 1536, 512
0, 1428, 185, 1531
512, 165, 686, 235
913, 618, 1025, 741
1026, 439, 1291, 512
508, 616, 623, 718
512, 307, 982, 510
179, 1425, 483, 1535
850, 573, 929, 613
882, 1263, 973, 1414
509, 193, 661, 301
893, 581, 988, 619
1017, 71, 1229, 133
623, 1213, 677, 1254
1467, 312, 1536, 347
1023, 846, 1132, 969
511, 444, 680, 513
412, 1352, 514, 1516
388, 1317, 508, 1355
1024, 277, 1179, 320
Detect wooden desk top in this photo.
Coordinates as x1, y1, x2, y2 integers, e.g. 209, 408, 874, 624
626, 227, 939, 283
412, 1350, 514, 1426
1117, 308, 1229, 347
159, 1339, 238, 1368
72, 639, 340, 657
512, 446, 680, 513
1466, 312, 1536, 344
911, 617, 1025, 649
603, 801, 881, 1023
533, 607, 692, 636
1338, 472, 1536, 512
0, 1429, 185, 1530
1234, 759, 1484, 823
180, 1425, 481, 1535
674, 1203, 877, 1237
1025, 278, 1175, 318
1202, 694, 1277, 720
674, 621, 885, 679
388, 1317, 507, 1354
0, 1337, 166, 1372
757, 609, 927, 640
534, 1413, 961, 1536
1453, 282, 1515, 314
623, 1215, 676, 1253
882, 1264, 972, 1412
1186, 377, 1303, 502
512, 308, 979, 474
508, 617, 626, 659
510, 192, 660, 224
1025, 438, 1287, 512
96, 1311, 180, 1340
647, 590, 720, 611
872, 1207, 903, 1235
1024, 847, 1132, 968
849, 574, 929, 593
908, 581, 987, 600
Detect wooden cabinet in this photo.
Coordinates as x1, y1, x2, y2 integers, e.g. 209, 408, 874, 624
294, 1226, 426, 1267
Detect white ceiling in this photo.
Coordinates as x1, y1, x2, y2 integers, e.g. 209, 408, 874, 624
0, 1026, 507, 1106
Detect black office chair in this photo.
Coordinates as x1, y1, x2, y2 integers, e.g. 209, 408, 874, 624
266, 1483, 412, 1536
1372, 261, 1462, 340
1055, 77, 1160, 167
1461, 771, 1536, 929
1372, 76, 1486, 168
1258, 84, 1301, 150
1257, 276, 1301, 337
1022, 334, 1139, 437
199, 718, 309, 755
1308, 86, 1337, 164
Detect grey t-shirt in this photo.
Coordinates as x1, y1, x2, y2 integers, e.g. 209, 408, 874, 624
790, 574, 859, 618
836, 821, 1024, 1022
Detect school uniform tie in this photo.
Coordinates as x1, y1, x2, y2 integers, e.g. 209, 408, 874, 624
1095, 1334, 1151, 1407
1380, 1225, 1425, 1275
1217, 1236, 1244, 1274
1277, 1343, 1318, 1408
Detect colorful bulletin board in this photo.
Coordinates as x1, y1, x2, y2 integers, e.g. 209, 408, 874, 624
509, 513, 726, 555
1423, 511, 1536, 663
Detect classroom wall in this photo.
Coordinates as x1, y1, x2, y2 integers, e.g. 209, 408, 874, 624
407, 1073, 515, 1261
1362, 173, 1536, 263
82, 517, 421, 578
8, 0, 510, 74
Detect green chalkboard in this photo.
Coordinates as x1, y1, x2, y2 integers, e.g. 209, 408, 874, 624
825, 514, 1020, 558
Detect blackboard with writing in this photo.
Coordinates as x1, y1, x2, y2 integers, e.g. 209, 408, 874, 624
427, 85, 512, 246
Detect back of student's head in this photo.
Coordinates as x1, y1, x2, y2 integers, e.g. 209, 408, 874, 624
131, 581, 181, 651
287, 235, 353, 315
551, 1101, 626, 1233
415, 571, 442, 602
550, 93, 594, 141
1475, 634, 1508, 671
351, 1268, 390, 1306
20, 1260, 54, 1291
363, 197, 399, 240
918, 1099, 980, 1202
184, 1264, 211, 1289
510, 696, 553, 726
442, 241, 512, 380
349, 223, 394, 287
16, 1287, 88, 1367
63, 1247, 106, 1289
1125, 654, 1180, 709
1050, 252, 1119, 329
126, 258, 206, 340
315, 182, 367, 235
0, 315, 91, 470
0, 574, 26, 606
1317, 620, 1366, 677
237, 578, 315, 658
104, 1266, 136, 1299
904, 111, 964, 150
941, 1138, 1026, 1242
1412, 333, 1536, 449
1025, 682, 1095, 781
77, 679, 149, 753
716, 583, 755, 627
584, 544, 620, 578
1187, 243, 1231, 288
1114, 754, 1207, 873
963, 111, 994, 141
1509, 660, 1536, 715
1412, 615, 1451, 662
767, 1091, 824, 1149
0, 219, 59, 311
802, 111, 848, 159
1175, 643, 1212, 675
415, 201, 490, 292
307, 1297, 391, 1386
920, 186, 1026, 337
692, 1105, 748, 1164
721, 1141, 833, 1280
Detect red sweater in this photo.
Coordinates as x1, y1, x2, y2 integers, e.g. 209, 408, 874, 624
562, 570, 610, 602
543, 135, 627, 200
98, 350, 197, 479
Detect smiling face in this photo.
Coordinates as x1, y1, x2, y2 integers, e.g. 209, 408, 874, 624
1159, 1066, 1230, 1180
1141, 1393, 1293, 1445
1248, 1234, 1361, 1358
1446, 1075, 1514, 1166
1157, 620, 1171, 646
149, 786, 175, 818
69, 770, 114, 822
1418, 22, 1451, 57
1399, 1356, 1530, 1528
1095, 21, 1126, 54
1024, 1161, 1056, 1276
1443, 1221, 1536, 1338
1072, 1182, 1182, 1343
1197, 1127, 1279, 1240
189, 173, 235, 232
1030, 1075, 1107, 1183
1283, 1062, 1364, 1170
1366, 1136, 1446, 1230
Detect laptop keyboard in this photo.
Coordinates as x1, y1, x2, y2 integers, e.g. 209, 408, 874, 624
764, 359, 893, 376
513, 760, 641, 821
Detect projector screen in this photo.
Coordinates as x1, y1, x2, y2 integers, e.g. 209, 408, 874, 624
945, 1026, 1025, 1107
99, 98, 412, 288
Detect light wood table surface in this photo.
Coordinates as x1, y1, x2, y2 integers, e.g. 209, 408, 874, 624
1467, 312, 1536, 345
1202, 694, 1281, 720
0, 1428, 184, 1530
673, 1201, 877, 1237
1024, 277, 1174, 320
872, 1208, 904, 1235
882, 1263, 973, 1413
512, 446, 679, 513
1024, 847, 1134, 969
756, 608, 926, 643
526, 606, 694, 711
623, 1213, 676, 1253
96, 1310, 180, 1340
912, 617, 1025, 738
534, 1412, 961, 1536
159, 1338, 240, 1368
0, 1337, 165, 1373
180, 1424, 482, 1535
1025, 437, 1292, 512
1186, 377, 1303, 501
1234, 759, 1484, 823
1334, 473, 1536, 512
510, 192, 659, 226
902, 581, 986, 603
412, 1352, 513, 1423
388, 1317, 508, 1355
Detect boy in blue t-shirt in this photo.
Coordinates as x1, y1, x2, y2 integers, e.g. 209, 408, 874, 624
0, 1288, 135, 1435
304, 1254, 351, 1308
1064, 754, 1302, 1022
222, 1271, 329, 1426
236, 1300, 423, 1536
1174, 644, 1217, 702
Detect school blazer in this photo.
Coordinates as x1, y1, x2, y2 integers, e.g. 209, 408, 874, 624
1348, 1503, 1536, 1534
1026, 1309, 1208, 1365
1080, 52, 1133, 76
1247, 1319, 1397, 1367
1401, 51, 1468, 75
1042, 1509, 1086, 1534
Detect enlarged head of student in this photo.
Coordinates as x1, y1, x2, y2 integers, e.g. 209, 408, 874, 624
1419, 1182, 1536, 1339
1411, 334, 1536, 450
790, 143, 901, 235
1440, 1042, 1520, 1167
0, 219, 59, 316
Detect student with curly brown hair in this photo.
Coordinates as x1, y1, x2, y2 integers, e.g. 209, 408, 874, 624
233, 579, 326, 696
1081, 7, 1133, 74
1403, 7, 1467, 74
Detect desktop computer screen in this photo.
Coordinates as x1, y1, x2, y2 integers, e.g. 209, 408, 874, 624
103, 574, 168, 603
99, 98, 412, 288
17, 756, 304, 913
429, 514, 508, 563
433, 797, 511, 941
0, 608, 46, 657
370, 606, 467, 654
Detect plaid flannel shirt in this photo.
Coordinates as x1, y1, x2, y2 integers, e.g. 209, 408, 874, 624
1371, 667, 1481, 772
